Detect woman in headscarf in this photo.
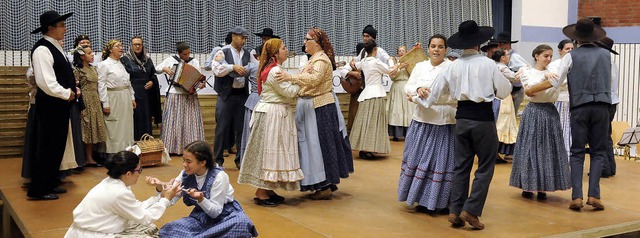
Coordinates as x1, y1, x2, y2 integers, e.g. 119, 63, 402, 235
121, 36, 162, 140
276, 27, 354, 200
98, 39, 136, 154
387, 45, 413, 141
238, 38, 304, 206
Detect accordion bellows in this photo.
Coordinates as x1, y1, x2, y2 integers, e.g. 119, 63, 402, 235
135, 134, 164, 167
171, 62, 206, 94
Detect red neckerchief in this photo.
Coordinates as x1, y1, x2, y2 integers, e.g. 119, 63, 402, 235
258, 60, 278, 95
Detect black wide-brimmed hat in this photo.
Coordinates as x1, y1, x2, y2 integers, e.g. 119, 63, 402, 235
448, 20, 495, 49
595, 36, 619, 55
493, 32, 519, 43
31, 10, 73, 34
480, 41, 499, 52
254, 28, 280, 39
563, 18, 606, 42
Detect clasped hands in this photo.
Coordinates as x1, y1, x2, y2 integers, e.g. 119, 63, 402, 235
145, 176, 185, 201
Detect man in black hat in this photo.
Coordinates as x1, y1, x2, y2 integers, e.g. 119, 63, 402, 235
212, 26, 258, 168
421, 20, 511, 230
251, 28, 280, 56
28, 10, 81, 200
493, 32, 529, 115
526, 18, 610, 211
480, 41, 499, 58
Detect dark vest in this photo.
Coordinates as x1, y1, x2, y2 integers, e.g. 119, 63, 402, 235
213, 47, 250, 100
181, 167, 223, 207
567, 45, 612, 108
30, 38, 76, 120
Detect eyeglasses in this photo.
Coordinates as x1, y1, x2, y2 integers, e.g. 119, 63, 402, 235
133, 167, 143, 174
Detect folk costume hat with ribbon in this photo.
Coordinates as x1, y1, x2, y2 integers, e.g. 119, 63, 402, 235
447, 20, 495, 49
254, 28, 280, 39
493, 32, 519, 43
562, 18, 606, 42
31, 10, 73, 34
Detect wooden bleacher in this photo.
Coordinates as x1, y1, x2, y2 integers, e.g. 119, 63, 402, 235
0, 66, 29, 160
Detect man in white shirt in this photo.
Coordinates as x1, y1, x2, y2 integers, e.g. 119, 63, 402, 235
27, 10, 80, 200
422, 20, 511, 230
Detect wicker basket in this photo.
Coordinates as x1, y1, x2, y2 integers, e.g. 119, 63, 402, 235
135, 134, 164, 167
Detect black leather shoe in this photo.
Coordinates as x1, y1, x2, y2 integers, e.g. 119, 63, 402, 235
415, 205, 430, 213
28, 193, 59, 200
522, 191, 534, 199
52, 187, 67, 194
84, 163, 103, 168
268, 194, 285, 203
254, 197, 277, 207
537, 192, 547, 200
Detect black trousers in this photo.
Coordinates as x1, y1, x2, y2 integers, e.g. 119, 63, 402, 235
213, 94, 247, 166
27, 110, 68, 197
602, 104, 617, 176
570, 102, 609, 200
449, 119, 498, 217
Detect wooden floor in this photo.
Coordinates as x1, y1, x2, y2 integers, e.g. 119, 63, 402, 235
1, 141, 640, 238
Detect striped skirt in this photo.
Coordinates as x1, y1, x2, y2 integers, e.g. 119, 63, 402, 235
350, 97, 391, 153
554, 100, 571, 159
161, 93, 205, 154
509, 103, 571, 192
398, 120, 455, 210
238, 103, 304, 191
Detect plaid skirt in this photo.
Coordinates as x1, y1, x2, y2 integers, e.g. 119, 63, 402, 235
160, 200, 258, 238
350, 97, 390, 153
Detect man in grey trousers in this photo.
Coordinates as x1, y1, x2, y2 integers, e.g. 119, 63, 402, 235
421, 20, 511, 230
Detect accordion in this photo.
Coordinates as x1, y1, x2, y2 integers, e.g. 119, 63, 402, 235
170, 62, 206, 94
